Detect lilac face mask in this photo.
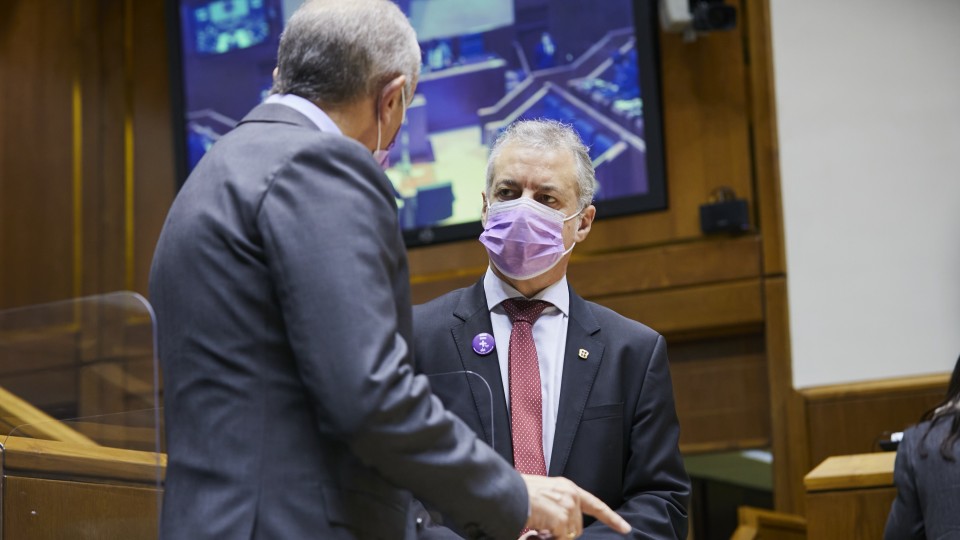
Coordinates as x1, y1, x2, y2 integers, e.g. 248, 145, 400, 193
479, 197, 581, 281
374, 86, 406, 169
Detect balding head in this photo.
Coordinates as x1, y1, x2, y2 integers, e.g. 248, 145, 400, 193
270, 0, 420, 107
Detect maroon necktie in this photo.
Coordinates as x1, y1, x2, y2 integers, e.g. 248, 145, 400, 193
502, 298, 549, 476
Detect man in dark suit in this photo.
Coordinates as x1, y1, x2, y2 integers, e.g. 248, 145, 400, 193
413, 120, 690, 538
150, 2, 629, 539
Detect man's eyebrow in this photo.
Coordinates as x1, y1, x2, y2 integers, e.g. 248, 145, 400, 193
494, 179, 520, 189
493, 179, 561, 193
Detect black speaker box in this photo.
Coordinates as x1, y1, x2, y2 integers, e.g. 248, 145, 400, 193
699, 199, 749, 234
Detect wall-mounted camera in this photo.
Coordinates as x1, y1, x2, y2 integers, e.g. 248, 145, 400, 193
660, 0, 737, 40
690, 0, 736, 31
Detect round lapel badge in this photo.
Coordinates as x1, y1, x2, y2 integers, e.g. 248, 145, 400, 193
472, 333, 495, 356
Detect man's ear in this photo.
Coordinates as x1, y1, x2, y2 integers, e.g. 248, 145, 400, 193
377, 75, 406, 124
574, 204, 596, 243
272, 66, 279, 82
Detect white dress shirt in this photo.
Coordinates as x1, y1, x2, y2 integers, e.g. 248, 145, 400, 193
483, 267, 569, 471
264, 93, 342, 135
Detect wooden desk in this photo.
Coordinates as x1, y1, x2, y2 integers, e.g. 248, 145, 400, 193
804, 452, 896, 539
1, 436, 164, 539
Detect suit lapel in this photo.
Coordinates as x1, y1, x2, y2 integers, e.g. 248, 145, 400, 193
549, 289, 604, 477
451, 281, 514, 463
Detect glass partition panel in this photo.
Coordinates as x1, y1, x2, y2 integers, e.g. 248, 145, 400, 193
427, 371, 496, 449
0, 292, 162, 538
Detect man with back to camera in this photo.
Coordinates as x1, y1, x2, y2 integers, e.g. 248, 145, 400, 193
413, 120, 690, 538
149, 1, 631, 538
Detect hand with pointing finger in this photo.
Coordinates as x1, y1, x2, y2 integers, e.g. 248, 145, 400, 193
521, 474, 631, 538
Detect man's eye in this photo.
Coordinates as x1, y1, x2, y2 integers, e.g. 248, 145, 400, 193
497, 189, 516, 199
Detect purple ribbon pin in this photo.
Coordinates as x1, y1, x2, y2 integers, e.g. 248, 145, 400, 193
472, 333, 495, 356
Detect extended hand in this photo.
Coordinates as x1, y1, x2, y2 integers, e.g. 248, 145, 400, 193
521, 474, 631, 538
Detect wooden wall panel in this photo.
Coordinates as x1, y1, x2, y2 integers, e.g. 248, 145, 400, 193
0, 1, 77, 309
805, 487, 896, 540
0, 0, 173, 433
412, 236, 762, 304
408, 238, 489, 278
671, 335, 770, 453
82, 1, 126, 298
2, 476, 159, 540
802, 374, 948, 467
567, 236, 762, 297
0, 0, 174, 310
131, 0, 176, 294
597, 279, 763, 339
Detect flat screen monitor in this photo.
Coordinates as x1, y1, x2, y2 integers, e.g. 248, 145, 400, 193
167, 0, 667, 247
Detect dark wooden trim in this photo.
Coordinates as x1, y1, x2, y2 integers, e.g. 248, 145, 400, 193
764, 277, 808, 514
800, 373, 950, 401
682, 438, 771, 455
742, 0, 786, 277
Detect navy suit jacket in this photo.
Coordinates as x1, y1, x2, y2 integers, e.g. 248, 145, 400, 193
412, 280, 690, 538
885, 419, 960, 539
150, 104, 527, 540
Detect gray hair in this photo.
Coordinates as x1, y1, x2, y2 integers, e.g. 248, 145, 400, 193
270, 0, 420, 106
486, 119, 598, 210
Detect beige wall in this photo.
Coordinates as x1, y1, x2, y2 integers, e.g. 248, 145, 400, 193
771, 0, 960, 388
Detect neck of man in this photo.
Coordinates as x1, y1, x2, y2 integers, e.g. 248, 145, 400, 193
318, 97, 378, 151
492, 263, 568, 299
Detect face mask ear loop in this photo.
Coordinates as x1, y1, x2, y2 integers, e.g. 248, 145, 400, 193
562, 205, 584, 222
561, 206, 585, 253
375, 102, 383, 155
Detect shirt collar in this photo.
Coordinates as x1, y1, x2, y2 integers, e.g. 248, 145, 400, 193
483, 267, 569, 316
264, 93, 342, 135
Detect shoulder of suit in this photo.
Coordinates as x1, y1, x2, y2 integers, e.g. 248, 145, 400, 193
238, 104, 374, 164
581, 297, 661, 341
906, 418, 959, 447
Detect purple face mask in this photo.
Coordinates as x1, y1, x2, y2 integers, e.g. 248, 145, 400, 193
479, 197, 581, 281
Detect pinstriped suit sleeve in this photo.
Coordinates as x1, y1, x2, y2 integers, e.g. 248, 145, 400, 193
884, 430, 926, 540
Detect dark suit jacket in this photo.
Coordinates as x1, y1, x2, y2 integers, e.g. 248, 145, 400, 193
885, 419, 960, 539
150, 103, 527, 540
412, 280, 690, 539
